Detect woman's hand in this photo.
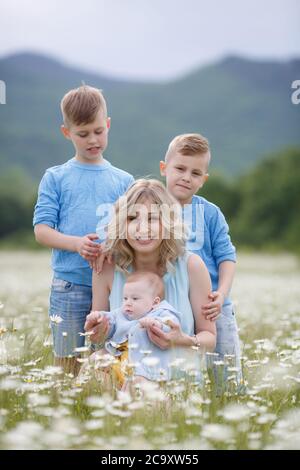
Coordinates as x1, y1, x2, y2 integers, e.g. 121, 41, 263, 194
145, 319, 189, 350
84, 311, 110, 344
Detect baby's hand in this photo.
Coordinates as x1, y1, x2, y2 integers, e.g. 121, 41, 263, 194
84, 310, 103, 331
84, 311, 109, 344
139, 317, 162, 329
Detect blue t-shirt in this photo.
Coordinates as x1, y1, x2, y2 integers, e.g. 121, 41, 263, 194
182, 195, 236, 307
33, 157, 134, 286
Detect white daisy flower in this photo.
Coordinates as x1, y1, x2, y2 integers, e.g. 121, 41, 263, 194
49, 315, 63, 324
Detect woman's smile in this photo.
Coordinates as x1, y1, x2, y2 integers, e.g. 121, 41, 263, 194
135, 238, 155, 245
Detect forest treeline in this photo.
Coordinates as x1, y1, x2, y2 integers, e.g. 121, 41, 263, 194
0, 147, 299, 252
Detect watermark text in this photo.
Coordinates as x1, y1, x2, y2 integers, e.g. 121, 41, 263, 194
0, 80, 6, 104
291, 80, 300, 105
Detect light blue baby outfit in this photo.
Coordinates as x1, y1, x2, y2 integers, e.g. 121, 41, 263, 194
101, 300, 181, 381
182, 195, 242, 390
109, 253, 202, 382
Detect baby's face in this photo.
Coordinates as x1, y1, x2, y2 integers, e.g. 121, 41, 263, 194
122, 280, 157, 319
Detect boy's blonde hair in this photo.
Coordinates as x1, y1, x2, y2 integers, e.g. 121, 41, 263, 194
125, 271, 165, 299
61, 85, 107, 127
165, 133, 210, 163
105, 179, 187, 274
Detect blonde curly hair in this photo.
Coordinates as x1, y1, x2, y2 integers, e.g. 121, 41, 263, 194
105, 179, 187, 274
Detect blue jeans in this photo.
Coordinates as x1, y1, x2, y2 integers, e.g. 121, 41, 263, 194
49, 278, 92, 357
207, 304, 243, 394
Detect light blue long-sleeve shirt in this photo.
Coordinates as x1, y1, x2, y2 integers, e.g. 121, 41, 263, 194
33, 157, 134, 286
183, 195, 236, 307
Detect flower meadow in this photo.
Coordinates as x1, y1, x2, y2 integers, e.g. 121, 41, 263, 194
0, 251, 299, 450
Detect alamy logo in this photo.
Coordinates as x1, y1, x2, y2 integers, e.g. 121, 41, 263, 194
291, 80, 300, 105
183, 203, 205, 250
96, 203, 115, 242
95, 199, 205, 246
0, 80, 6, 104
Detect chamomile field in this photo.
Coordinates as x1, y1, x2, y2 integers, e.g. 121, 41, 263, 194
0, 251, 299, 450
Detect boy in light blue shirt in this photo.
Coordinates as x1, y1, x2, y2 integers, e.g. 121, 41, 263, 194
33, 85, 134, 374
160, 133, 242, 391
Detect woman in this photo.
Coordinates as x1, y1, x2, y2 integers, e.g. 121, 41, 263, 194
84, 179, 216, 383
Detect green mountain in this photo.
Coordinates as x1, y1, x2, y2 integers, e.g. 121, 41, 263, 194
0, 52, 299, 180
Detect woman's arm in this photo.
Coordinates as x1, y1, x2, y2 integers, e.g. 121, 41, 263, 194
84, 261, 114, 343
187, 254, 216, 351
146, 255, 216, 351
91, 261, 114, 310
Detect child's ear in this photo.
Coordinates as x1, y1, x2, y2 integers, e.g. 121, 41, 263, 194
160, 161, 166, 176
153, 296, 161, 306
204, 173, 209, 183
106, 117, 111, 129
61, 125, 71, 140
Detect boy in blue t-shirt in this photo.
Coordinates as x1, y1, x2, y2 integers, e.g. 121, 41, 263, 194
160, 133, 242, 390
33, 85, 134, 374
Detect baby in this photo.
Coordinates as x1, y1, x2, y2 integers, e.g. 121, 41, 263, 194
87, 271, 181, 387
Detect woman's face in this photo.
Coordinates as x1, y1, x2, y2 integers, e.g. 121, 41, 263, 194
126, 199, 163, 254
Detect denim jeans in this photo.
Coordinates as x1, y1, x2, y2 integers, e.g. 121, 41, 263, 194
49, 278, 92, 357
207, 304, 243, 394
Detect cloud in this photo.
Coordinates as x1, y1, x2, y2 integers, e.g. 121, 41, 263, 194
0, 0, 299, 80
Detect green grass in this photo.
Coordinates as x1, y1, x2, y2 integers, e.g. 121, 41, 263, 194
0, 251, 299, 450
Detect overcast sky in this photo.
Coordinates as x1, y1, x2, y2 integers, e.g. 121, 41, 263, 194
1, 0, 299, 81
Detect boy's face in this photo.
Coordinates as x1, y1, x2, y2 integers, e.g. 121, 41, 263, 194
61, 110, 110, 164
160, 151, 210, 205
122, 280, 160, 319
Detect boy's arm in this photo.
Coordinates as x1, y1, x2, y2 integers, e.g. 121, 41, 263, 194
218, 260, 236, 298
34, 224, 101, 261
202, 207, 236, 321
202, 261, 235, 321
211, 207, 236, 266
33, 170, 101, 261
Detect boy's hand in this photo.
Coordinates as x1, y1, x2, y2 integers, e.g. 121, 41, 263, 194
202, 291, 225, 321
76, 233, 101, 261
